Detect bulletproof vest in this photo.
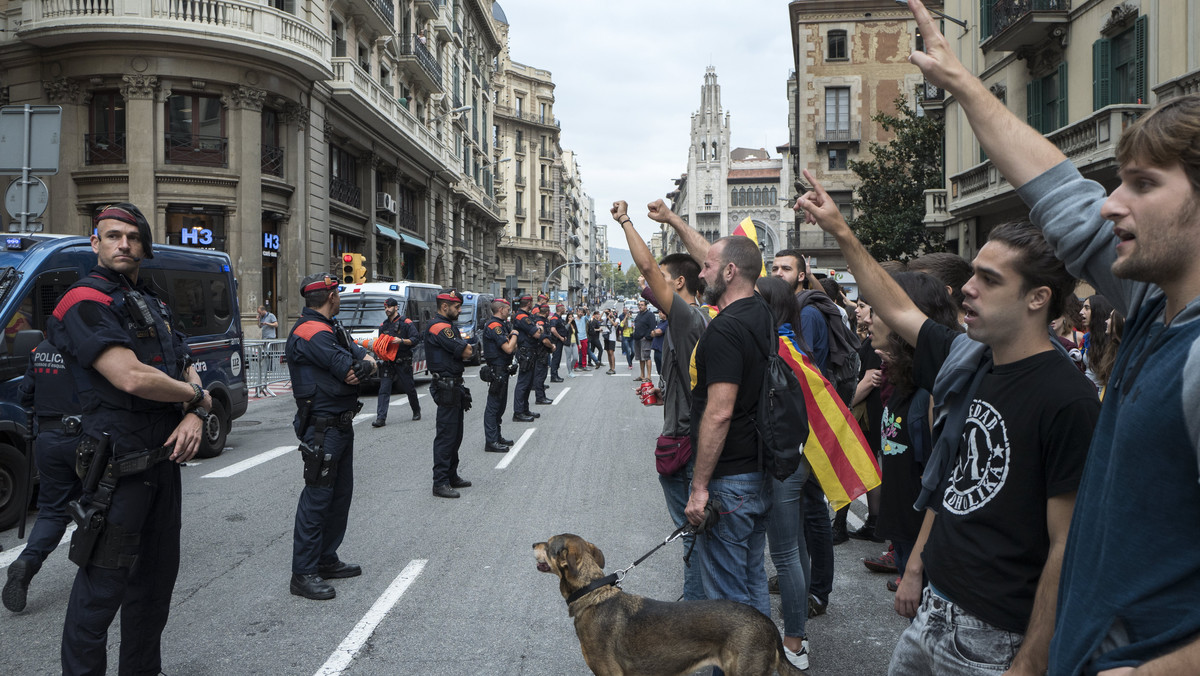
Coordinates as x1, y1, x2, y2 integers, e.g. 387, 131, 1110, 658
287, 315, 359, 403
378, 315, 401, 338
29, 340, 82, 418
56, 273, 186, 415
426, 318, 463, 375
482, 318, 511, 364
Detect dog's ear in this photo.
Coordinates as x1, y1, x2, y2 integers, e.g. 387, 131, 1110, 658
589, 543, 605, 570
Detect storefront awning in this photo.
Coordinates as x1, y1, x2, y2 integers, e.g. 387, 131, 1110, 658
374, 223, 401, 241
398, 232, 429, 251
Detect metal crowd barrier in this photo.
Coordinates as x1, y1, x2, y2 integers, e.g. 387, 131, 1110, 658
244, 339, 290, 397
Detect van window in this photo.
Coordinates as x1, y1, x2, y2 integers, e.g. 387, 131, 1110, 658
0, 269, 80, 381
155, 272, 234, 337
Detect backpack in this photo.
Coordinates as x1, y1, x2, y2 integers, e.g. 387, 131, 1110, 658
796, 290, 861, 404
751, 298, 810, 481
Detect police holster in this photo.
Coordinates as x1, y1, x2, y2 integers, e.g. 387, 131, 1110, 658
299, 402, 360, 488
67, 435, 173, 569
517, 347, 533, 373
430, 374, 464, 409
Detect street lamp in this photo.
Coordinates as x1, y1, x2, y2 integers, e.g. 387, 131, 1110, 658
893, 0, 968, 30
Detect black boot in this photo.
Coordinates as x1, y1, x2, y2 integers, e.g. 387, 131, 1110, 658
290, 573, 335, 600
849, 515, 884, 543
832, 506, 850, 545
3, 559, 35, 612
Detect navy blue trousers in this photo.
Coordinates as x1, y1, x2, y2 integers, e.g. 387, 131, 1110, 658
292, 425, 354, 575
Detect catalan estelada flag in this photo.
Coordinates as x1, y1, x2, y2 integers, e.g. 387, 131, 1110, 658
730, 217, 769, 278
777, 334, 881, 511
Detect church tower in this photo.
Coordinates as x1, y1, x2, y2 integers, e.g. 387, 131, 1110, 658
686, 67, 731, 240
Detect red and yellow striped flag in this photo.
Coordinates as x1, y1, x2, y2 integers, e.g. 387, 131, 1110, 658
730, 217, 769, 278
777, 334, 880, 510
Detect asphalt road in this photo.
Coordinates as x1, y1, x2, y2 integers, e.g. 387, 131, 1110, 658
1, 361, 908, 675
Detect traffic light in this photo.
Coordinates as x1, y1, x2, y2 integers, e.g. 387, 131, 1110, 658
617, 262, 622, 272
342, 253, 367, 284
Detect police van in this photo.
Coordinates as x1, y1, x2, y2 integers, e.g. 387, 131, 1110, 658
336, 281, 440, 378
456, 291, 494, 366
0, 234, 247, 531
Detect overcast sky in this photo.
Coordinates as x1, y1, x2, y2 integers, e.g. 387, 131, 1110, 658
494, 0, 794, 252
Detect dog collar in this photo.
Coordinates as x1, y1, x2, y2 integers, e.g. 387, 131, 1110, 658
566, 573, 620, 605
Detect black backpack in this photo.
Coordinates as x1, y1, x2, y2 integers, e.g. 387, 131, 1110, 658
752, 299, 810, 481
796, 290, 861, 404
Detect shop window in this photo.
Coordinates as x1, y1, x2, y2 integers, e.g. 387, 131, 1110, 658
166, 208, 226, 251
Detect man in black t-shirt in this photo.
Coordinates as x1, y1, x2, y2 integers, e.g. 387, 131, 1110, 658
685, 235, 775, 620
798, 171, 1098, 676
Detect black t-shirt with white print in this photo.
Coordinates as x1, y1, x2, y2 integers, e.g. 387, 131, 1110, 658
914, 320, 1099, 634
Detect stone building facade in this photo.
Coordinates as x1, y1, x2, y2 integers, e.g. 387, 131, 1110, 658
788, 0, 936, 271
928, 0, 1200, 257
0, 0, 505, 324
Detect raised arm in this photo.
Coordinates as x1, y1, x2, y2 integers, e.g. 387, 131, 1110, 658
796, 169, 929, 347
647, 199, 709, 263
613, 201, 673, 315
906, 0, 1065, 189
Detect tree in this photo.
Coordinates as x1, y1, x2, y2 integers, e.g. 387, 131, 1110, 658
848, 95, 944, 262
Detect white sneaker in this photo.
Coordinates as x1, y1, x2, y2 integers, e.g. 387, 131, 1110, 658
784, 638, 809, 670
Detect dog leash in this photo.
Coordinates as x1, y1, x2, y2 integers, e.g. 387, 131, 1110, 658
565, 502, 721, 606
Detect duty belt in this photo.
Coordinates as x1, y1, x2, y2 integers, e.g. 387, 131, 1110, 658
38, 415, 82, 435
431, 373, 463, 385
313, 409, 357, 430
108, 445, 174, 479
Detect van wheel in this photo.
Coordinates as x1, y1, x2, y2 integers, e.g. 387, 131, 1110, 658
196, 399, 229, 459
0, 443, 28, 531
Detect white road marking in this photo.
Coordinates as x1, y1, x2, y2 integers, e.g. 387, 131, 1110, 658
495, 428, 535, 470
202, 446, 295, 479
0, 524, 76, 568
389, 393, 427, 407
313, 559, 427, 676
612, 373, 632, 377
352, 413, 374, 425
551, 388, 570, 405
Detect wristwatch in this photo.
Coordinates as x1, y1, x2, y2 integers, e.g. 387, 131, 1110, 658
187, 407, 210, 422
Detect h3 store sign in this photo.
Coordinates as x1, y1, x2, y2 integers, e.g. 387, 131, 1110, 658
262, 233, 280, 258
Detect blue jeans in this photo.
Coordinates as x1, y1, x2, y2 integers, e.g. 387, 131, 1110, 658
889, 587, 1024, 676
658, 459, 705, 601
804, 475, 834, 603
697, 471, 772, 618
622, 336, 635, 367
767, 458, 813, 638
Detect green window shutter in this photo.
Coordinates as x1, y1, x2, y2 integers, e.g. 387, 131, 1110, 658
1027, 79, 1043, 134
980, 0, 992, 39
1058, 61, 1070, 129
1093, 38, 1111, 110
1134, 15, 1147, 103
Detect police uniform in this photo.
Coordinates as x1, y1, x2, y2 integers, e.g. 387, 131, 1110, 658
426, 291, 473, 496
548, 305, 566, 382
481, 307, 517, 451
3, 340, 83, 613
511, 298, 541, 418
50, 260, 192, 675
532, 306, 553, 402
373, 306, 421, 425
287, 275, 369, 599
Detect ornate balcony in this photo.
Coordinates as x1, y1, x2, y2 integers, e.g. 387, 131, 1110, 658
164, 132, 227, 167
923, 189, 949, 229
85, 132, 126, 165
261, 143, 284, 177
396, 33, 442, 92
329, 175, 361, 209
983, 0, 1070, 53
16, 0, 331, 81
414, 0, 439, 21
815, 122, 861, 144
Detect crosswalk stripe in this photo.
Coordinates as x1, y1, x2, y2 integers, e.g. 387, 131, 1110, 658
495, 428, 535, 470
202, 446, 295, 479
314, 559, 427, 676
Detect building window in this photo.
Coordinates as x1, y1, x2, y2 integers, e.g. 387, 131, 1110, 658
825, 86, 851, 137
261, 109, 284, 177
166, 207, 226, 251
769, 187, 777, 204
731, 187, 739, 206
711, 141, 718, 160
1093, 16, 1147, 109
539, 102, 548, 124
1027, 62, 1068, 134
515, 96, 523, 116
397, 185, 417, 231
828, 148, 848, 170
704, 193, 713, 207
165, 94, 226, 167
515, 255, 523, 274
332, 18, 346, 57
828, 30, 848, 61
87, 91, 126, 165
329, 144, 361, 208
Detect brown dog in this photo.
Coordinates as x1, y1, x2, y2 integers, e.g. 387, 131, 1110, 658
533, 533, 804, 676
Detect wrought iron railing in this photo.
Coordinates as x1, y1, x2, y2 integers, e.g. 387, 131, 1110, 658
164, 133, 227, 167
85, 132, 126, 165
261, 143, 284, 177
329, 175, 361, 208
399, 33, 442, 88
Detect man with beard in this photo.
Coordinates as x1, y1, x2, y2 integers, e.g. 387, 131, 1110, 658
372, 297, 421, 427
799, 163, 1099, 675
905, 2, 1200, 672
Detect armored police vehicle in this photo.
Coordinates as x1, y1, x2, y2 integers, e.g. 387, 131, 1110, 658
336, 281, 440, 379
0, 234, 247, 531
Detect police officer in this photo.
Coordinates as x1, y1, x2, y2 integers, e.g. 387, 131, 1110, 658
481, 299, 518, 453
286, 272, 375, 600
49, 202, 210, 674
426, 290, 474, 498
548, 303, 568, 383
372, 297, 421, 427
531, 304, 555, 404
511, 296, 541, 422
3, 340, 83, 613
